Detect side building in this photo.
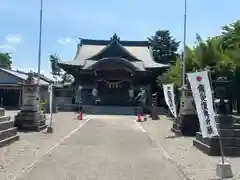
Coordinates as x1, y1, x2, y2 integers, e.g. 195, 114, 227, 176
58, 34, 169, 106
0, 68, 53, 109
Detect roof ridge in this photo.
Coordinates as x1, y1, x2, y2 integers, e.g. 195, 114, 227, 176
80, 38, 149, 47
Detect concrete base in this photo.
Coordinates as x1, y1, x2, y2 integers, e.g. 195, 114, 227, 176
171, 114, 199, 136
216, 162, 233, 178
46, 126, 53, 133
15, 110, 47, 131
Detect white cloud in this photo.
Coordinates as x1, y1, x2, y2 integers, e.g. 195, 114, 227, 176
57, 37, 72, 45
0, 44, 16, 52
6, 34, 22, 44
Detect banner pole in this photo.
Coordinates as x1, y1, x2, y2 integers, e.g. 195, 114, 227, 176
207, 69, 225, 164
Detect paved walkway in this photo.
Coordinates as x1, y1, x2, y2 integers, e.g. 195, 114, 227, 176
140, 115, 240, 180
14, 116, 188, 180
0, 112, 87, 180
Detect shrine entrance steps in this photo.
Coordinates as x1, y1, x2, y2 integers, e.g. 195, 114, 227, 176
57, 104, 167, 116
82, 105, 143, 115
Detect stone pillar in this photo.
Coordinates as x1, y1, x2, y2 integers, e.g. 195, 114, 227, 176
171, 86, 199, 136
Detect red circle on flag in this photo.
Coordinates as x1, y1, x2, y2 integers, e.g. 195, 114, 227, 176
196, 76, 202, 81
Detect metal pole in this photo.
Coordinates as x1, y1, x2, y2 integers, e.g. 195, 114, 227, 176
207, 70, 225, 164
37, 0, 43, 85
182, 0, 187, 87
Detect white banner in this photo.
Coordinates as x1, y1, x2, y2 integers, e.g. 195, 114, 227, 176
163, 84, 177, 118
187, 70, 218, 138
48, 84, 53, 114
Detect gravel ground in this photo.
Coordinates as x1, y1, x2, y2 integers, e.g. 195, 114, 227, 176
140, 115, 240, 180
0, 111, 88, 180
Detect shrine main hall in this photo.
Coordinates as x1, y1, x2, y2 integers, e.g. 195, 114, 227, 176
58, 34, 168, 106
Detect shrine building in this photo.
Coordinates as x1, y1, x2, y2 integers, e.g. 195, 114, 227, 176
58, 34, 169, 106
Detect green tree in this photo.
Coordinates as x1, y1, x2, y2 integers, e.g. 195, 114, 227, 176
0, 52, 12, 69
49, 53, 74, 84
148, 30, 180, 64
157, 34, 235, 88
49, 53, 61, 78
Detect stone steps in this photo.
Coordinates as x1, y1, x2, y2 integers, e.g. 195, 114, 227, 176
196, 132, 240, 147
0, 127, 18, 141
0, 120, 15, 131
0, 108, 19, 148
193, 139, 240, 156
82, 105, 143, 115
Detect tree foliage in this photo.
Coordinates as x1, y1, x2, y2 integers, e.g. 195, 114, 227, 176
0, 52, 12, 69
148, 30, 180, 64
49, 53, 73, 84
49, 53, 61, 77
157, 20, 240, 88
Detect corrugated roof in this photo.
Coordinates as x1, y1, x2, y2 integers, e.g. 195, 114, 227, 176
0, 68, 50, 85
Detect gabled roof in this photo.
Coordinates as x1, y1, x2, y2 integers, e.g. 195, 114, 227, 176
58, 34, 169, 70
86, 37, 142, 62
0, 68, 51, 86
14, 69, 54, 83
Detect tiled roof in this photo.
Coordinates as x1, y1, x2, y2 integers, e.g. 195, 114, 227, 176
58, 36, 169, 70
14, 69, 54, 83
0, 68, 50, 85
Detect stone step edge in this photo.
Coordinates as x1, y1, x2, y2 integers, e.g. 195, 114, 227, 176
0, 127, 17, 134
0, 116, 10, 121
193, 139, 240, 150
196, 132, 240, 139
0, 120, 13, 125
0, 134, 19, 148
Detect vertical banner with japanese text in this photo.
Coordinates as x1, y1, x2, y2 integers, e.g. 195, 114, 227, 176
187, 70, 218, 138
163, 84, 177, 118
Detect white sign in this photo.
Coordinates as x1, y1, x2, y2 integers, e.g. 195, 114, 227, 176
48, 84, 53, 114
187, 70, 218, 138
163, 84, 177, 118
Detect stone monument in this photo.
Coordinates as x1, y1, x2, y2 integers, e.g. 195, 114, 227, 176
14, 73, 47, 131
193, 78, 240, 156
171, 82, 200, 136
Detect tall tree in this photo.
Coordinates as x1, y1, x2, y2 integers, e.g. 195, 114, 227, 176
148, 30, 180, 64
0, 52, 12, 69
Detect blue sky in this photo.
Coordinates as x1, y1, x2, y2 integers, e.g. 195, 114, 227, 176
0, 0, 240, 77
